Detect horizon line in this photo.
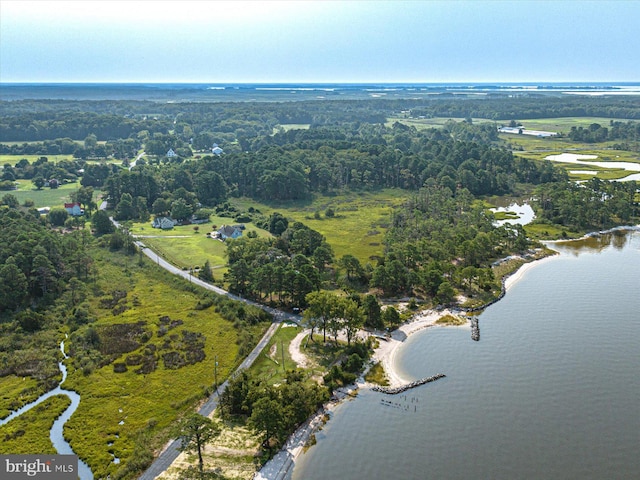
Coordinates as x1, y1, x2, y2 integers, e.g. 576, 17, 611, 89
2, 80, 639, 85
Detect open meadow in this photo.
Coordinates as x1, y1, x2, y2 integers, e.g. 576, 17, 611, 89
231, 189, 408, 266
385, 116, 495, 130
6, 179, 87, 208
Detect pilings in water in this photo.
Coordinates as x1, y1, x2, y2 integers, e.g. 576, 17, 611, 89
372, 373, 446, 395
470, 317, 480, 341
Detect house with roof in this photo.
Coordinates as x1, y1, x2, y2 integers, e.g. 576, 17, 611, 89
212, 143, 224, 156
166, 148, 177, 158
64, 202, 83, 216
152, 216, 176, 230
218, 225, 242, 240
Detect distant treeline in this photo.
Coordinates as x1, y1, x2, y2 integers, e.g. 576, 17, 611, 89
2, 96, 639, 143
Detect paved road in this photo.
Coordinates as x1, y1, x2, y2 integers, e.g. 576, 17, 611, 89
129, 150, 145, 171
131, 240, 299, 479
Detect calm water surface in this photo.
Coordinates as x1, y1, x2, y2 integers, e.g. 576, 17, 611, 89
293, 230, 640, 480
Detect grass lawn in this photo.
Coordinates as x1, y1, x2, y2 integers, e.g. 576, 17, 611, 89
129, 218, 272, 274
275, 124, 311, 133
6, 179, 86, 208
248, 323, 302, 384
231, 189, 408, 266
57, 247, 269, 479
0, 395, 71, 455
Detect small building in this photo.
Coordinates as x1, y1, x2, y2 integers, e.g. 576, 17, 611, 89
218, 225, 242, 240
152, 216, 176, 230
212, 143, 224, 156
64, 202, 83, 216
166, 149, 177, 158
190, 215, 210, 225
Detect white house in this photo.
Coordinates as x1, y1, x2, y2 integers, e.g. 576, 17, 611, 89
64, 202, 83, 216
152, 216, 176, 230
166, 149, 177, 158
212, 143, 224, 156
218, 225, 242, 240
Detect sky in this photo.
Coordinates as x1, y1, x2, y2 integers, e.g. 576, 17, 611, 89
1, 0, 639, 83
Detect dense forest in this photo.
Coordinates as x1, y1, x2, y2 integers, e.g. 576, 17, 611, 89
2, 95, 640, 145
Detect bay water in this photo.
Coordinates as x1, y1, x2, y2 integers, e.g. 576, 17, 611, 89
293, 230, 640, 480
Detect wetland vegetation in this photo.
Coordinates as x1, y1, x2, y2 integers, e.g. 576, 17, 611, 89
1, 87, 639, 478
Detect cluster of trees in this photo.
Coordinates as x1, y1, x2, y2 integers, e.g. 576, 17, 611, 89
3, 96, 638, 146
372, 185, 531, 303
0, 136, 140, 160
534, 178, 638, 231
103, 164, 228, 222
409, 96, 640, 121
0, 109, 169, 142
224, 217, 333, 308
567, 121, 640, 144
0, 209, 93, 313
0, 208, 95, 393
2, 157, 84, 187
196, 124, 563, 201
219, 369, 328, 451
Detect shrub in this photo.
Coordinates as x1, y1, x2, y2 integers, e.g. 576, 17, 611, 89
113, 362, 128, 373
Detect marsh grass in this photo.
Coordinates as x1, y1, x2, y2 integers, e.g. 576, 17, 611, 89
435, 314, 467, 326
56, 247, 269, 479
524, 222, 581, 240
0, 375, 43, 419
513, 117, 638, 132
0, 395, 71, 454
364, 362, 389, 386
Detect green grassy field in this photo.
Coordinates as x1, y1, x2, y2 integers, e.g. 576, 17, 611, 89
514, 117, 638, 133
130, 190, 407, 274
7, 180, 82, 208
249, 323, 302, 384
4, 179, 105, 209
231, 189, 408, 266
130, 218, 272, 275
277, 124, 311, 132
1, 154, 125, 167
0, 395, 72, 455
385, 116, 495, 130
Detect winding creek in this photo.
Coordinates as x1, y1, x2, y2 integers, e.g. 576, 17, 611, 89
1, 340, 94, 480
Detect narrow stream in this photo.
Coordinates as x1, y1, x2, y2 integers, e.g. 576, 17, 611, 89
0, 340, 94, 480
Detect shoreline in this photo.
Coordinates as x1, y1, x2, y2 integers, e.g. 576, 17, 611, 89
255, 228, 640, 479
256, 254, 552, 479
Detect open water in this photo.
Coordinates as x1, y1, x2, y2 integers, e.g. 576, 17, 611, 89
292, 230, 640, 480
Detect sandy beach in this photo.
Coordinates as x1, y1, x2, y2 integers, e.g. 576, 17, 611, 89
369, 309, 456, 389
